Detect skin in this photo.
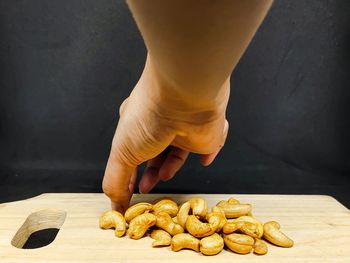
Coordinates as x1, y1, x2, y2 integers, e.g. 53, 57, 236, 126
103, 0, 273, 211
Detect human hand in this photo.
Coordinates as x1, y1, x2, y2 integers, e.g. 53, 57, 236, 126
102, 58, 229, 212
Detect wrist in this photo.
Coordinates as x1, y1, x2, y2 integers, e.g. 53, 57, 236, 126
132, 56, 230, 123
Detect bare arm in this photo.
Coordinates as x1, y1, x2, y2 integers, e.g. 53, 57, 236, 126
127, 0, 273, 107
103, 0, 273, 211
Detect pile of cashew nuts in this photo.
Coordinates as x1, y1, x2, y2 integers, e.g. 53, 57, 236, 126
99, 197, 294, 256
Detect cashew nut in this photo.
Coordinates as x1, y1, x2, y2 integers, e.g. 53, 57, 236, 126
127, 213, 157, 239
224, 233, 254, 254
236, 216, 264, 238
223, 220, 261, 238
216, 200, 226, 207
206, 211, 226, 233
263, 221, 294, 248
189, 197, 208, 218
239, 221, 260, 238
212, 205, 226, 216
228, 197, 240, 204
200, 233, 224, 256
216, 199, 252, 218
171, 233, 200, 252
254, 238, 268, 255
99, 196, 294, 257
210, 206, 227, 232
150, 229, 171, 247
177, 201, 191, 228
124, 202, 153, 223
176, 198, 207, 230
153, 199, 179, 217
172, 216, 178, 224
223, 220, 244, 234
216, 197, 239, 207
186, 215, 217, 238
99, 210, 126, 237
156, 212, 184, 236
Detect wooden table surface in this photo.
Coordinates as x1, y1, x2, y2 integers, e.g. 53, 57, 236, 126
0, 193, 349, 263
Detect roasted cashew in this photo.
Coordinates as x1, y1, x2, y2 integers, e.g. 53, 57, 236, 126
239, 221, 260, 238
99, 197, 294, 257
176, 198, 207, 230
156, 212, 184, 236
216, 200, 227, 207
263, 221, 294, 248
99, 210, 126, 237
150, 229, 171, 247
223, 220, 244, 234
172, 216, 178, 224
210, 206, 227, 232
177, 201, 191, 228
212, 205, 226, 216
224, 233, 254, 254
254, 238, 268, 255
171, 233, 200, 252
153, 199, 179, 217
216, 197, 239, 207
189, 197, 208, 218
200, 233, 224, 256
216, 199, 252, 218
127, 213, 157, 239
224, 220, 261, 239
236, 216, 264, 238
186, 215, 217, 238
228, 197, 240, 204
124, 202, 153, 223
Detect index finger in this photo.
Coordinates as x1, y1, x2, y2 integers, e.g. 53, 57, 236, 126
102, 150, 136, 213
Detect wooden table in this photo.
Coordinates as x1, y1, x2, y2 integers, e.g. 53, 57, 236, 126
0, 193, 349, 262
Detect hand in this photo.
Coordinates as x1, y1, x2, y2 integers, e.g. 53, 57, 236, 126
102, 58, 230, 212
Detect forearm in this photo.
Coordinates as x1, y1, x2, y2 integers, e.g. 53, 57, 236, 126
127, 0, 273, 107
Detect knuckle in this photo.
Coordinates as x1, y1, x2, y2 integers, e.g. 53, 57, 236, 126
102, 180, 115, 198
112, 142, 140, 167
119, 97, 129, 116
169, 153, 186, 162
111, 112, 174, 166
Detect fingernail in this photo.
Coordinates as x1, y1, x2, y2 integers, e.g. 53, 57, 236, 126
159, 168, 176, 182
139, 186, 149, 194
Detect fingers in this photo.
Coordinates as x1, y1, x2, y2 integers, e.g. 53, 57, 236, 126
199, 150, 220, 167
139, 146, 189, 193
128, 168, 138, 194
200, 119, 229, 166
222, 119, 229, 145
159, 147, 189, 181
104, 93, 229, 211
139, 152, 167, 194
103, 150, 135, 212
119, 97, 129, 116
103, 112, 174, 212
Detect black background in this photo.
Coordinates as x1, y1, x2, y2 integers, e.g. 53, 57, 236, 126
0, 1, 349, 207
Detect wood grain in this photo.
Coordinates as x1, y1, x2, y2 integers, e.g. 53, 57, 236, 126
0, 194, 349, 262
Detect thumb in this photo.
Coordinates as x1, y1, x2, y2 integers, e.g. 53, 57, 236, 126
200, 119, 229, 166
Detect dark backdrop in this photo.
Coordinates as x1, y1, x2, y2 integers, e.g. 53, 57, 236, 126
0, 1, 349, 207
